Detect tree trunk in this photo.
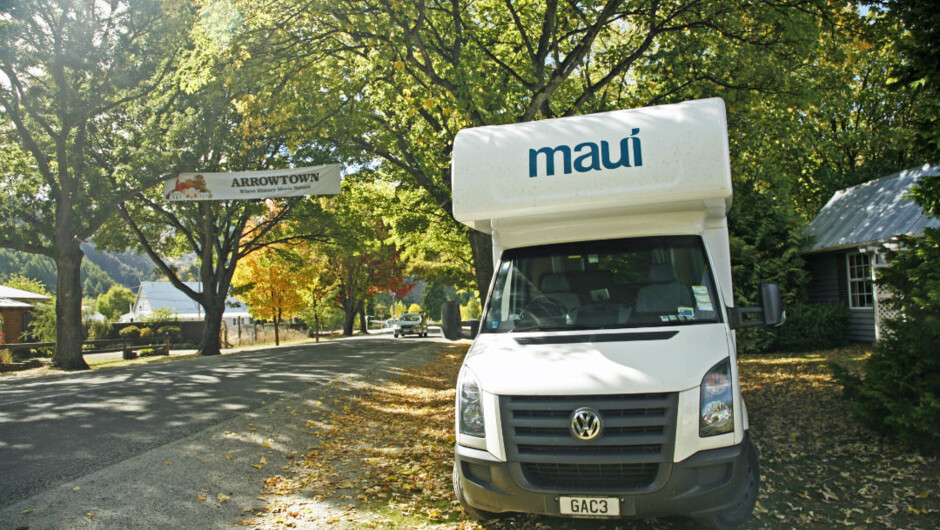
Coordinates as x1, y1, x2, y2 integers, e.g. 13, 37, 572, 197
469, 230, 495, 300
313, 298, 320, 343
198, 301, 224, 356
274, 309, 281, 346
342, 307, 356, 336
359, 309, 368, 334
52, 240, 89, 370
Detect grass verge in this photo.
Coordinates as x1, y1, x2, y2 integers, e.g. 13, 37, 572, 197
243, 344, 939, 529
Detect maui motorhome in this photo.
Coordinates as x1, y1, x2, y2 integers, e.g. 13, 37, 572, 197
450, 98, 782, 528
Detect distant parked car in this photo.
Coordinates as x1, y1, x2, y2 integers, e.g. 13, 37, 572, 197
393, 313, 428, 338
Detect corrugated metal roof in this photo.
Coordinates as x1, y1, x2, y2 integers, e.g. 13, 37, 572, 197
0, 298, 35, 309
132, 281, 249, 318
804, 164, 940, 253
0, 285, 51, 302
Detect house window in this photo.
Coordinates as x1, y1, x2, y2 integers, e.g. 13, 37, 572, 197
847, 252, 873, 309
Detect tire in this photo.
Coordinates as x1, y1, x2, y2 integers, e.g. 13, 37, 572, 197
394, 333, 399, 338
696, 437, 760, 529
453, 462, 500, 522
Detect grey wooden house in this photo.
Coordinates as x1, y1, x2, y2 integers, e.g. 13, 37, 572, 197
802, 164, 939, 342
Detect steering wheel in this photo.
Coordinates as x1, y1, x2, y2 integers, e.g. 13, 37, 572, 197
519, 295, 568, 325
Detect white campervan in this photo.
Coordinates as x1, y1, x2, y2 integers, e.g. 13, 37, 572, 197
450, 98, 782, 528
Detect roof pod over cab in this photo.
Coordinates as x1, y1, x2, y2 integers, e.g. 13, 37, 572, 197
451, 98, 733, 249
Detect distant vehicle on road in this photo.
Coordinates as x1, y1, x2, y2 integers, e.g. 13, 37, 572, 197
393, 313, 428, 338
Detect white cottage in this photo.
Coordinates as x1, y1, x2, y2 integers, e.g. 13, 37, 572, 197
121, 281, 252, 327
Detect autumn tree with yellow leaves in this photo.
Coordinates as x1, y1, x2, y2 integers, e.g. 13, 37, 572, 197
232, 245, 312, 346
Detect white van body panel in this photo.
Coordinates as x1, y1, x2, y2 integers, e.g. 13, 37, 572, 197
464, 326, 729, 396
462, 326, 745, 462
452, 98, 732, 232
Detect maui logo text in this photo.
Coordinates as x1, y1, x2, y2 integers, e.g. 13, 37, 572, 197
528, 128, 643, 178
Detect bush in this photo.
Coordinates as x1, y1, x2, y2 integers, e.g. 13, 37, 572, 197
0, 349, 12, 365
119, 326, 140, 338
833, 176, 940, 453
84, 318, 111, 341
139, 327, 154, 339
774, 302, 851, 352
156, 325, 181, 341
28, 300, 57, 343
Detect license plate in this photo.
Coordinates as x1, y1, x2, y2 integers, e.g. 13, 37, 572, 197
559, 496, 620, 517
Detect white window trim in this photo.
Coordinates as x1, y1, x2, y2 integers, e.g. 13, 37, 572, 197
846, 251, 874, 310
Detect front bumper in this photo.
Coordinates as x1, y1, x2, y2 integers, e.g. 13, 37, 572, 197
454, 434, 752, 519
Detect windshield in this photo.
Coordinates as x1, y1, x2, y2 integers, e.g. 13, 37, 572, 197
401, 314, 421, 322
482, 236, 722, 333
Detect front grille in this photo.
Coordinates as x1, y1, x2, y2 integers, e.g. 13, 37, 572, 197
500, 393, 678, 491
522, 462, 659, 490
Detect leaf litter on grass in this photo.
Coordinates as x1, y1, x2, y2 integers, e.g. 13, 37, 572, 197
240, 343, 938, 529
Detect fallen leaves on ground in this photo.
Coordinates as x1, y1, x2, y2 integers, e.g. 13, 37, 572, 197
240, 343, 938, 529
742, 345, 939, 529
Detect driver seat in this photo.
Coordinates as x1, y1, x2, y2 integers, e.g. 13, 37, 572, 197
540, 274, 581, 319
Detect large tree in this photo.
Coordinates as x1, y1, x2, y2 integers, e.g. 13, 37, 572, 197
230, 0, 835, 297
231, 244, 311, 346
94, 34, 336, 356
0, 0, 192, 369
295, 179, 415, 336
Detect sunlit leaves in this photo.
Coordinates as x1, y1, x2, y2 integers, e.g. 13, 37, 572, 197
231, 244, 310, 334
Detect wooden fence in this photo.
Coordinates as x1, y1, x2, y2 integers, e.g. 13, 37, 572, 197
2, 336, 172, 361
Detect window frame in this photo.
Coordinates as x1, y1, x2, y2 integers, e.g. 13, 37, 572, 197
846, 251, 874, 309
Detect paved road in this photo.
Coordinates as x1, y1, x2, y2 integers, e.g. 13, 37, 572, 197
0, 335, 453, 528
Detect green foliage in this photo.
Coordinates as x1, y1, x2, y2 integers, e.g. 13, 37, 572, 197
84, 319, 111, 342
380, 186, 477, 293
1, 273, 51, 297
119, 326, 140, 339
298, 305, 343, 335
28, 299, 56, 344
157, 326, 182, 341
81, 265, 117, 298
833, 175, 940, 453
139, 327, 154, 339
0, 252, 57, 292
96, 285, 137, 320
774, 303, 851, 352
420, 281, 452, 321
0, 0, 195, 368
81, 304, 111, 341
463, 296, 483, 320
0, 251, 118, 297
880, 0, 940, 156
143, 308, 177, 326
729, 172, 810, 354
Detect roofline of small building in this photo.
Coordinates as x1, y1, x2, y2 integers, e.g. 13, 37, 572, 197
801, 232, 928, 255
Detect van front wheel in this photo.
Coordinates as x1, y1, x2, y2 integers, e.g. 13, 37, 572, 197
453, 462, 500, 522
696, 437, 760, 529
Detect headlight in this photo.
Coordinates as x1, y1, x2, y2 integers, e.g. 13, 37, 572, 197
458, 369, 485, 438
700, 358, 734, 437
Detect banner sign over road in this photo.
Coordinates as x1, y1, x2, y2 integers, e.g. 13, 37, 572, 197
164, 164, 342, 201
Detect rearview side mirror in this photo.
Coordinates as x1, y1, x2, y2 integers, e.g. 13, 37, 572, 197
760, 283, 784, 327
728, 283, 785, 329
